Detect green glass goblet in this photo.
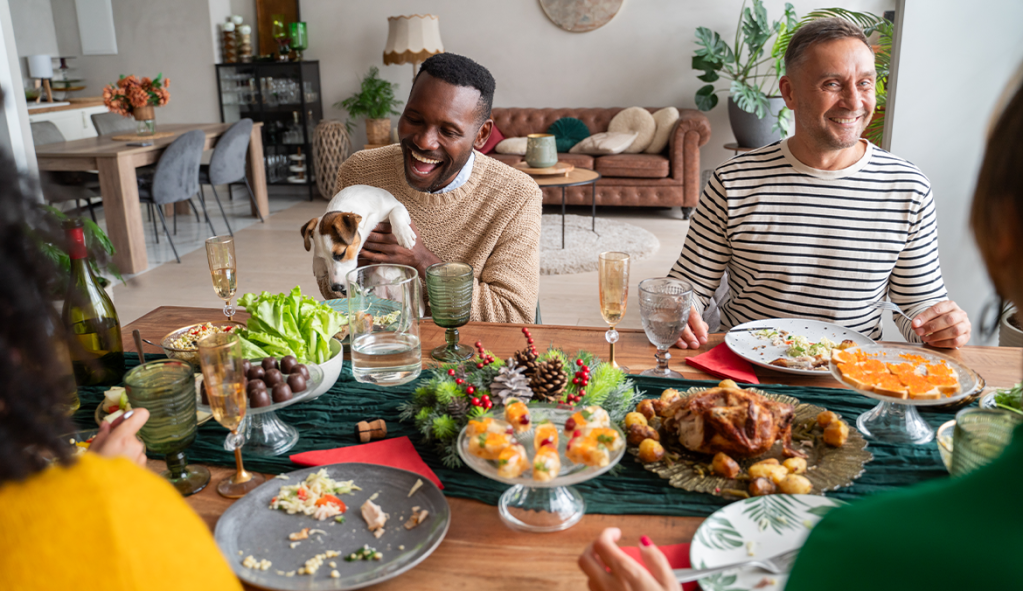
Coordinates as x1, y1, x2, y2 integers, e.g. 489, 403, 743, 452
426, 262, 475, 362
124, 358, 210, 496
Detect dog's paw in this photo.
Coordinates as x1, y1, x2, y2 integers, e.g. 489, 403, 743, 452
394, 223, 417, 250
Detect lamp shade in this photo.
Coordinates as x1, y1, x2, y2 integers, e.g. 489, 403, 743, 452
28, 55, 53, 79
383, 14, 443, 65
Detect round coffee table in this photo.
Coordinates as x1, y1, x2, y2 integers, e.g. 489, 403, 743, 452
532, 168, 601, 249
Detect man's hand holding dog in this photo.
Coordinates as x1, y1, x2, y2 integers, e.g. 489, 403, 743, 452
359, 221, 442, 279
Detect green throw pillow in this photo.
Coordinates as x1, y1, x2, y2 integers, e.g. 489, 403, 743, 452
547, 117, 590, 153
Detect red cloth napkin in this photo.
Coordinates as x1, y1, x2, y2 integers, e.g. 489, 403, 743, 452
289, 436, 443, 489
685, 343, 760, 384
621, 542, 696, 591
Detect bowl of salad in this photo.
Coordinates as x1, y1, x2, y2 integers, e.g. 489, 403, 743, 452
161, 320, 247, 367
980, 384, 1023, 416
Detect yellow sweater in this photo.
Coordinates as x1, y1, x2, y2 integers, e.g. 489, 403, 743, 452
334, 145, 542, 323
0, 454, 242, 591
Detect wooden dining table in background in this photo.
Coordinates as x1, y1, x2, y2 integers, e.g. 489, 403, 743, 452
123, 307, 1023, 590
35, 123, 268, 275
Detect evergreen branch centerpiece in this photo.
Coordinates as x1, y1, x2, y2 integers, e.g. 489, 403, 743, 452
398, 328, 641, 468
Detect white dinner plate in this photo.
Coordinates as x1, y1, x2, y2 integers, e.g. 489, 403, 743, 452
725, 319, 875, 376
690, 494, 845, 591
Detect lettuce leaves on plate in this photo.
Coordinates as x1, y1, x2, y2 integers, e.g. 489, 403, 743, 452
237, 286, 344, 364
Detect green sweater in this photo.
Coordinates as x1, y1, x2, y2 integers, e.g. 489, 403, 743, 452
786, 423, 1023, 590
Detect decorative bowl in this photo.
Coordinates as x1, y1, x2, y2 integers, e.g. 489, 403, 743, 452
160, 320, 246, 367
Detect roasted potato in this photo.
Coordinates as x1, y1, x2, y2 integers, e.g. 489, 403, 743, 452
637, 439, 665, 463
711, 452, 740, 479
748, 477, 777, 497
816, 410, 840, 428
718, 379, 739, 389
778, 474, 813, 494
626, 423, 660, 446
660, 389, 681, 405
624, 412, 648, 429
783, 457, 807, 475
823, 420, 850, 447
636, 399, 657, 420
749, 462, 788, 484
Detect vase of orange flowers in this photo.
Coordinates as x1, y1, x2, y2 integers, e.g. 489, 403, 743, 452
102, 74, 170, 136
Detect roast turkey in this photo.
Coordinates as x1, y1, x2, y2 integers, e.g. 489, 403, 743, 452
664, 386, 805, 459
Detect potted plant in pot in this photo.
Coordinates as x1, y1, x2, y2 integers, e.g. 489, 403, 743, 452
334, 66, 403, 145
102, 74, 170, 136
691, 0, 797, 148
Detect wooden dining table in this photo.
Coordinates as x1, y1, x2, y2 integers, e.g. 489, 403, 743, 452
35, 123, 269, 275
123, 307, 1023, 590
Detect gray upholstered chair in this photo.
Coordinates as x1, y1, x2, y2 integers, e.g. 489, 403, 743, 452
90, 112, 137, 136
137, 129, 215, 263
199, 118, 263, 236
30, 121, 102, 222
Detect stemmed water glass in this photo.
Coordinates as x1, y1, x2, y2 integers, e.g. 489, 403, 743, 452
598, 252, 630, 373
638, 278, 693, 378
206, 236, 237, 319
425, 262, 475, 362
198, 332, 264, 498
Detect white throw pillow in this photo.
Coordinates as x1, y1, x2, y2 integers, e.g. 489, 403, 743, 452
644, 107, 680, 154
495, 137, 528, 155
568, 132, 639, 155
607, 107, 656, 153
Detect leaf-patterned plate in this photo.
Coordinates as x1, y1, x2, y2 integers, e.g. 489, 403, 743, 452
690, 494, 845, 591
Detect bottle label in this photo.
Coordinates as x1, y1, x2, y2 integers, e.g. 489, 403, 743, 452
67, 227, 87, 260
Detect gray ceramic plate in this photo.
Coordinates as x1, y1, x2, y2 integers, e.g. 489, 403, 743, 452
214, 463, 450, 590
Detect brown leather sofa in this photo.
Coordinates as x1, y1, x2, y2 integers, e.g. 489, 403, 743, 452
487, 107, 711, 211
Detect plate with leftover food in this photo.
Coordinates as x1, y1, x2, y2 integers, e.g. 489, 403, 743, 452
322, 296, 402, 343
214, 463, 449, 591
690, 494, 846, 591
725, 319, 875, 376
829, 345, 984, 407
628, 383, 872, 499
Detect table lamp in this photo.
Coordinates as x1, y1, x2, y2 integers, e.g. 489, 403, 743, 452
28, 54, 53, 103
383, 14, 444, 83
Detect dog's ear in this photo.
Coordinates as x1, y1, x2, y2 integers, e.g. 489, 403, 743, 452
321, 212, 363, 246
301, 218, 319, 251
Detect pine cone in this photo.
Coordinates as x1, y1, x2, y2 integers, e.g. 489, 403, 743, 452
490, 362, 533, 405
513, 348, 540, 380
446, 397, 470, 422
529, 357, 567, 402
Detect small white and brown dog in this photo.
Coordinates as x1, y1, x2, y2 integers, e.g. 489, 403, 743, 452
301, 185, 417, 299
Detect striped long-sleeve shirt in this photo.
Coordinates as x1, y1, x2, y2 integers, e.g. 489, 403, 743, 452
669, 139, 948, 341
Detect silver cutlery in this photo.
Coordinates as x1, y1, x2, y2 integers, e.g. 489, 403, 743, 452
728, 326, 777, 333
674, 547, 800, 583
868, 300, 914, 322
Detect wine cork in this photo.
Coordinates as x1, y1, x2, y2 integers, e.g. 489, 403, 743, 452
356, 419, 387, 443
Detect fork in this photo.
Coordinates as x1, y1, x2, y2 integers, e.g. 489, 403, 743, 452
868, 300, 914, 323
673, 547, 799, 584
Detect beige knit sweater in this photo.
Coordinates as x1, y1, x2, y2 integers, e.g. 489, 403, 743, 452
333, 145, 542, 323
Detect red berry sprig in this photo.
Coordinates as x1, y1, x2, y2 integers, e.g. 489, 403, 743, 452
474, 340, 496, 368
521, 327, 537, 355
565, 358, 591, 404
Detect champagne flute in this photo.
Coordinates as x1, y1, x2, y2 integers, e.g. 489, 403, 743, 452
425, 262, 475, 362
198, 332, 264, 498
598, 252, 630, 373
638, 278, 693, 378
205, 236, 237, 318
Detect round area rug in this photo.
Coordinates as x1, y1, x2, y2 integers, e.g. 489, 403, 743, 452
540, 214, 660, 275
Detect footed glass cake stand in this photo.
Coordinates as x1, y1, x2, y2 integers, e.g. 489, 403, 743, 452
457, 404, 625, 533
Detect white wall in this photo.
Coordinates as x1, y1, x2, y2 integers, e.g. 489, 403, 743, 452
0, 0, 36, 176
8, 0, 58, 57
885, 0, 1023, 344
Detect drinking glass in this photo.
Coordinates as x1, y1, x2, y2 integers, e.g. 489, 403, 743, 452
198, 332, 264, 498
598, 252, 630, 373
347, 264, 422, 386
205, 236, 237, 318
951, 408, 1023, 477
426, 262, 474, 362
638, 278, 693, 378
124, 359, 210, 496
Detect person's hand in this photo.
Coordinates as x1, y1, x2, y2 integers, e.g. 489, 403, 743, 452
88, 408, 149, 468
673, 306, 709, 350
358, 220, 442, 278
912, 300, 971, 349
578, 528, 680, 591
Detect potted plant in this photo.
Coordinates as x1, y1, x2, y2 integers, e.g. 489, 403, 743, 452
33, 205, 123, 300
334, 66, 403, 145
102, 74, 170, 136
692, 0, 797, 148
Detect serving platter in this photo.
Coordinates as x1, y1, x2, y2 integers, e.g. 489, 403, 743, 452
214, 463, 450, 591
725, 319, 875, 376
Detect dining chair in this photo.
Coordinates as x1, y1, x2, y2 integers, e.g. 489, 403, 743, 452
90, 112, 137, 136
137, 129, 215, 263
199, 118, 263, 236
30, 121, 102, 222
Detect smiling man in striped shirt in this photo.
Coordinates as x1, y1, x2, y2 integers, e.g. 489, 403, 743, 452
670, 17, 971, 349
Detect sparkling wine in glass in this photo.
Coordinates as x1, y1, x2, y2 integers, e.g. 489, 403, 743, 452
205, 236, 237, 318
638, 278, 693, 378
425, 262, 475, 362
598, 252, 630, 373
198, 332, 264, 498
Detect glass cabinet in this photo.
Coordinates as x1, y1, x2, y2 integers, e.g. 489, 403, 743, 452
215, 61, 322, 199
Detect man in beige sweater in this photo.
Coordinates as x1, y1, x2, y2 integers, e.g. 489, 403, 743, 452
333, 53, 541, 323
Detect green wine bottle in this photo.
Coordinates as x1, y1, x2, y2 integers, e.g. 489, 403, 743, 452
61, 219, 125, 386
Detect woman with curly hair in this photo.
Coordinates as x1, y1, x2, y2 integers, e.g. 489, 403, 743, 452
0, 90, 240, 590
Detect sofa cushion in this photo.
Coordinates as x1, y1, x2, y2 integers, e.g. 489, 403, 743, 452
495, 137, 527, 155
594, 154, 670, 179
488, 153, 522, 166
645, 107, 680, 154
480, 123, 505, 154
547, 117, 590, 152
608, 107, 656, 153
555, 153, 594, 170
569, 132, 637, 155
